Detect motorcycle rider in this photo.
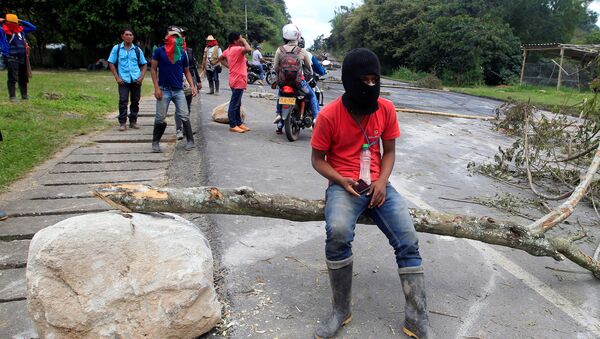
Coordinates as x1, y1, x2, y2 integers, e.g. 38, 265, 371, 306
251, 44, 267, 85
273, 24, 320, 134
299, 36, 326, 106
299, 37, 326, 79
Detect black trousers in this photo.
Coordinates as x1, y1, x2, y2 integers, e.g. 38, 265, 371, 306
6, 59, 27, 98
118, 82, 141, 124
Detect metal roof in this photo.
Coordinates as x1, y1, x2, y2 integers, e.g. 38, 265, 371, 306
521, 43, 600, 60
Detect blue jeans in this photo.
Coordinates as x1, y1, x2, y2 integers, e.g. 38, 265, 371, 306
256, 64, 265, 80
324, 183, 422, 268
154, 87, 189, 125
276, 80, 320, 129
228, 88, 244, 127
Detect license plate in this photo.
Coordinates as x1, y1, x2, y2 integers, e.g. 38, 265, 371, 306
278, 97, 296, 105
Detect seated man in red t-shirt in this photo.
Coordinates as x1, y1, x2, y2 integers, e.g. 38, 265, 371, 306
310, 48, 433, 339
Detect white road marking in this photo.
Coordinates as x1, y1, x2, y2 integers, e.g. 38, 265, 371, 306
392, 180, 600, 337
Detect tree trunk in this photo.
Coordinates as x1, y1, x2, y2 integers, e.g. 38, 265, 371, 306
94, 184, 600, 279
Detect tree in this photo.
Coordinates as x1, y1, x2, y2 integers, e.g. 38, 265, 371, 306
499, 0, 598, 43
411, 15, 521, 85
326, 0, 598, 85
94, 183, 600, 278
2, 0, 289, 68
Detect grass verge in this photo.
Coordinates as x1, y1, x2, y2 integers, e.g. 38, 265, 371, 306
386, 67, 594, 113
449, 84, 593, 111
0, 70, 152, 191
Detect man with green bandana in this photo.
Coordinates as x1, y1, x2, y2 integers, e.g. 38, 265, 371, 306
150, 26, 196, 153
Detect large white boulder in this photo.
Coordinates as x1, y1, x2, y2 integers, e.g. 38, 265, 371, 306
211, 101, 246, 124
26, 211, 221, 338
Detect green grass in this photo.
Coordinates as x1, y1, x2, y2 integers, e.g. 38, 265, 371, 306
0, 70, 152, 191
388, 66, 428, 82
449, 84, 593, 109
386, 66, 594, 109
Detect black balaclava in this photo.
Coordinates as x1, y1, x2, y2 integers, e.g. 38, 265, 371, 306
341, 48, 381, 115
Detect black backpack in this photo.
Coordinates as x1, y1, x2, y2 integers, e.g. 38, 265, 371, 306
114, 43, 144, 69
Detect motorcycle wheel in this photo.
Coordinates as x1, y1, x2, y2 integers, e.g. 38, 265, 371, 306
248, 74, 257, 84
266, 71, 277, 85
284, 107, 301, 142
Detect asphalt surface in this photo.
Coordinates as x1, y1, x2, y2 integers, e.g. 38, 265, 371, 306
0, 68, 598, 338
195, 70, 600, 339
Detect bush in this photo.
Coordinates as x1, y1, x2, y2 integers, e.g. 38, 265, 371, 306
416, 74, 443, 89
390, 67, 428, 82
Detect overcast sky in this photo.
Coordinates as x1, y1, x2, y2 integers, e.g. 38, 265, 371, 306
284, 0, 362, 48
287, 0, 600, 48
592, 0, 600, 23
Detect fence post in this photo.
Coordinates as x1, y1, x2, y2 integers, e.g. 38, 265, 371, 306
557, 48, 564, 91
520, 49, 528, 86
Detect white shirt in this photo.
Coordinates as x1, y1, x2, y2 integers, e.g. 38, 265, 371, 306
251, 49, 263, 65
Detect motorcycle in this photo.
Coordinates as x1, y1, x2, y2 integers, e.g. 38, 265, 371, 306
247, 62, 277, 85
278, 84, 315, 142
311, 74, 325, 107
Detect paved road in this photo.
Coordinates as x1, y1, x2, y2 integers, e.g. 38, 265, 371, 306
198, 71, 600, 339
0, 97, 183, 337
0, 69, 598, 338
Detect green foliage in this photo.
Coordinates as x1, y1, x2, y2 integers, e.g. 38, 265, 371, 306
389, 67, 428, 82
0, 71, 152, 190
450, 84, 593, 111
327, 0, 598, 86
2, 0, 288, 67
416, 74, 443, 89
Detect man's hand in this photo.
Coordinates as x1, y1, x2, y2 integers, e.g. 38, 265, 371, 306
337, 177, 360, 197
367, 179, 387, 208
191, 86, 197, 97
135, 76, 144, 85
154, 88, 162, 100
197, 82, 202, 92
116, 77, 125, 85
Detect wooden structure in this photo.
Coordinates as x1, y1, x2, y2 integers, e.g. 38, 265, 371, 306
520, 43, 600, 90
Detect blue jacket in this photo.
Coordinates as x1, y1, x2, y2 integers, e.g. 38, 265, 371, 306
0, 19, 36, 59
311, 55, 326, 76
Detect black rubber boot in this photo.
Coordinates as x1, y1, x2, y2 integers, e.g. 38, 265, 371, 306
182, 119, 195, 151
208, 81, 214, 95
8, 82, 16, 100
315, 257, 353, 339
399, 266, 434, 339
19, 85, 28, 100
214, 80, 219, 95
152, 122, 167, 153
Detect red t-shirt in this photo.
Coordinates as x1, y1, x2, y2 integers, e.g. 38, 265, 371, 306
311, 97, 401, 181
222, 45, 247, 90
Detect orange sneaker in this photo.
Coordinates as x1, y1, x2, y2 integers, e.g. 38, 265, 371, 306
229, 126, 245, 133
238, 124, 251, 131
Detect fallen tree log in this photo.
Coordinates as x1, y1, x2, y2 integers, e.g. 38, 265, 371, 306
93, 184, 600, 279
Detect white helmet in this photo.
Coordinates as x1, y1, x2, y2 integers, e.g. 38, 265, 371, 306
282, 24, 301, 41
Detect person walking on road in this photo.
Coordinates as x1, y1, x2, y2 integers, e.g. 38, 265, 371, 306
150, 26, 196, 152
176, 29, 201, 140
218, 32, 252, 133
108, 28, 148, 131
0, 14, 36, 101
310, 48, 434, 339
201, 35, 222, 95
